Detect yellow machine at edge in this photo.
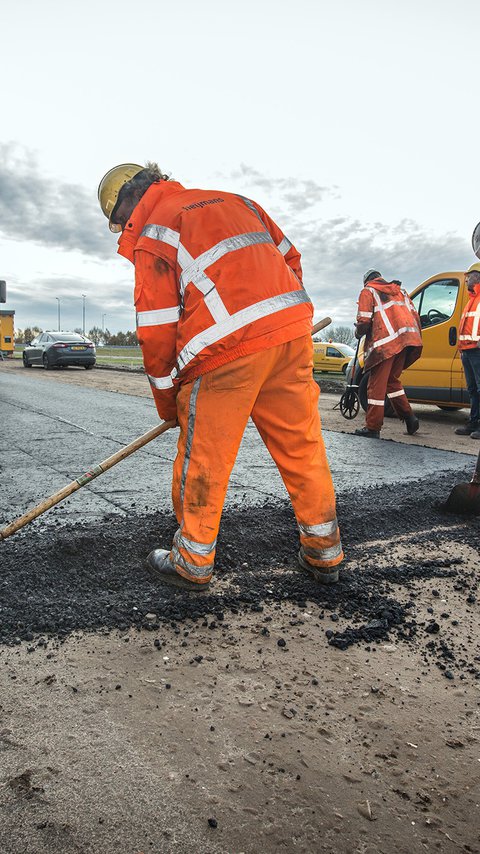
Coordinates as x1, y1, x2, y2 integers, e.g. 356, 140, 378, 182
0, 310, 15, 358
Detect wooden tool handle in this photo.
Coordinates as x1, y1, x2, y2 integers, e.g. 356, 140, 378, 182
0, 420, 177, 542
312, 316, 332, 337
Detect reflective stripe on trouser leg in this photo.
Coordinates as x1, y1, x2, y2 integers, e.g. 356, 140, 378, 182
298, 517, 343, 567
250, 336, 343, 569
171, 359, 260, 583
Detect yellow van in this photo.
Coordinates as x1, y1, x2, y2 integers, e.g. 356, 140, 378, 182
313, 341, 355, 374
350, 272, 469, 413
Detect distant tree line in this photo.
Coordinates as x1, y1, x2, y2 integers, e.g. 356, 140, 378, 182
15, 326, 140, 346
15, 322, 356, 347
313, 325, 356, 346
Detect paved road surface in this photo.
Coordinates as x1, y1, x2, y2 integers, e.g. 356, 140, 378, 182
0, 369, 473, 527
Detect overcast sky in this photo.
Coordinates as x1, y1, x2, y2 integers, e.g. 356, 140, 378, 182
1, 0, 478, 334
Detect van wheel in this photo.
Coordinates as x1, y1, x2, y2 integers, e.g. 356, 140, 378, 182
358, 372, 395, 417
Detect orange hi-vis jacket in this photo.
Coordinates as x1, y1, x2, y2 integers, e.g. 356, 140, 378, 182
356, 278, 423, 370
458, 283, 480, 351
118, 181, 313, 421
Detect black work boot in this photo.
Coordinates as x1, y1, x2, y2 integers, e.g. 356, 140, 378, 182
404, 413, 419, 435
145, 549, 210, 591
298, 549, 340, 585
455, 423, 479, 436
354, 427, 380, 439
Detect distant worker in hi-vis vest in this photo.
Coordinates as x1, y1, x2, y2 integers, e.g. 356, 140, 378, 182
455, 262, 480, 439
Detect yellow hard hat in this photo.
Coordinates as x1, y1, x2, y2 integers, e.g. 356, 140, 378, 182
98, 163, 144, 232
466, 262, 480, 274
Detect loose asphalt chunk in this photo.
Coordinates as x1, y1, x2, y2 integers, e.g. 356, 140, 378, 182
0, 468, 478, 679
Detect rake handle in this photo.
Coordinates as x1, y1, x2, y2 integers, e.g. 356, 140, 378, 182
0, 420, 176, 542
312, 316, 332, 337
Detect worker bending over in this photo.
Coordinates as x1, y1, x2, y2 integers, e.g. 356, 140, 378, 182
98, 163, 343, 590
354, 269, 423, 439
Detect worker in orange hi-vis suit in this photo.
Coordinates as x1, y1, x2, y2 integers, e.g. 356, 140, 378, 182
98, 162, 343, 590
354, 270, 423, 439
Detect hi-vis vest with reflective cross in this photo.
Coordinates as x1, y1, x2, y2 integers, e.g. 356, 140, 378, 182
118, 181, 313, 388
458, 285, 480, 350
357, 279, 423, 370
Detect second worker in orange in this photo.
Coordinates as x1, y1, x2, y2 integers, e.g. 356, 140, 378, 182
354, 269, 423, 439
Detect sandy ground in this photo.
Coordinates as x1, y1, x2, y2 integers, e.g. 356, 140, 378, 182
2, 360, 477, 456
1, 361, 479, 854
1, 538, 479, 854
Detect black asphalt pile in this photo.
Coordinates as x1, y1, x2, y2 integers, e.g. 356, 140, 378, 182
0, 468, 478, 678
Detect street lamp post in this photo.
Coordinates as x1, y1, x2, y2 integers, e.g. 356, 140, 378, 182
102, 313, 107, 332
55, 297, 61, 331
82, 294, 86, 336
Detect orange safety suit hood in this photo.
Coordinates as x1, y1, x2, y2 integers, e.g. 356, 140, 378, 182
366, 277, 404, 298
117, 181, 185, 263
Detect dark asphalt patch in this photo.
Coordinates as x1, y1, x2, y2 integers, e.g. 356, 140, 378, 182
0, 469, 478, 678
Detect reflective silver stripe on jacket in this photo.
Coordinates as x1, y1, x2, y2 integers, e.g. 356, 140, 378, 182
175, 531, 217, 557
137, 306, 181, 327
387, 389, 406, 399
277, 236, 292, 255
144, 223, 230, 323
358, 310, 373, 318
365, 326, 419, 359
473, 306, 480, 338
368, 398, 384, 405
237, 194, 266, 226
180, 376, 201, 504
147, 372, 176, 389
367, 287, 395, 336
298, 518, 338, 538
179, 231, 273, 292
141, 224, 180, 248
373, 300, 407, 312
303, 542, 343, 562
176, 290, 311, 373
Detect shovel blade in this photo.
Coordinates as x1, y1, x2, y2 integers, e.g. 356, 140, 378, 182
442, 482, 480, 515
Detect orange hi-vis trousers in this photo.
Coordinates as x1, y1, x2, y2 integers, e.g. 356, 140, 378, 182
170, 335, 343, 584
366, 350, 413, 431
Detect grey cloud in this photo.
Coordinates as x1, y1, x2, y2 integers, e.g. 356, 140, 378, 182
227, 163, 338, 212
8, 274, 135, 333
0, 144, 113, 259
291, 216, 470, 321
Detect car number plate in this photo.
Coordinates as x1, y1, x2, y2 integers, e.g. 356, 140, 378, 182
71, 346, 86, 350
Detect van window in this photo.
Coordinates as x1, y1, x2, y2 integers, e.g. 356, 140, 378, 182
413, 279, 459, 329
326, 346, 343, 358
